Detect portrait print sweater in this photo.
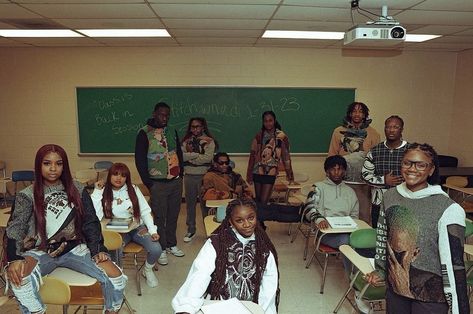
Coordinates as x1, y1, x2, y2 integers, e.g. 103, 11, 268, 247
375, 183, 469, 314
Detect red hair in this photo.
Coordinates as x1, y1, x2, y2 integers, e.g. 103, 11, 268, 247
102, 163, 140, 219
33, 144, 83, 249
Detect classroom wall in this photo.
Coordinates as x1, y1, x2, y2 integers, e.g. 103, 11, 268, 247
450, 49, 473, 166
0, 46, 461, 184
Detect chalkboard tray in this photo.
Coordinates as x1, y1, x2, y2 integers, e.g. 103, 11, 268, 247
76, 87, 355, 154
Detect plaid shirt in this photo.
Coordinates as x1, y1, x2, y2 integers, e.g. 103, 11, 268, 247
361, 140, 409, 205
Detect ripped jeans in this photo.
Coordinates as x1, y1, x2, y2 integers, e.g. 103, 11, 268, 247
10, 244, 127, 314
122, 225, 163, 265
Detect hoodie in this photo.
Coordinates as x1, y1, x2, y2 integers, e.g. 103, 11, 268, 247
303, 178, 359, 223
375, 183, 469, 314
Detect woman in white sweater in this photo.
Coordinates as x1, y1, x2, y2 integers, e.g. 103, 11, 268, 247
91, 162, 162, 288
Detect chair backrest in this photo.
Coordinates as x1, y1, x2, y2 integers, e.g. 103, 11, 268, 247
349, 229, 377, 249
102, 229, 123, 251
11, 170, 35, 195
0, 161, 6, 178
94, 161, 113, 170
446, 176, 468, 188
11, 170, 35, 182
39, 276, 71, 305
75, 169, 97, 185
438, 155, 458, 168
293, 172, 309, 183
465, 220, 473, 239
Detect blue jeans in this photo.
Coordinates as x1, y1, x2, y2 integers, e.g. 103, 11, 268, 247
122, 225, 163, 264
11, 244, 127, 314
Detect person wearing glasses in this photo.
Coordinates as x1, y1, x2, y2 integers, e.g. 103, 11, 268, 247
181, 117, 217, 243
201, 153, 252, 214
361, 115, 409, 227
366, 143, 469, 314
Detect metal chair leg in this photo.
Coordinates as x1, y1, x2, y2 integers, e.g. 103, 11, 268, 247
320, 253, 329, 294
133, 254, 142, 296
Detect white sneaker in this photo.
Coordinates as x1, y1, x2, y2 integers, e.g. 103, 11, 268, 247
157, 251, 168, 265
354, 291, 371, 314
183, 232, 196, 243
142, 267, 158, 288
167, 246, 185, 257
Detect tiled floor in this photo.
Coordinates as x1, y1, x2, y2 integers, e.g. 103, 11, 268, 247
2, 203, 373, 314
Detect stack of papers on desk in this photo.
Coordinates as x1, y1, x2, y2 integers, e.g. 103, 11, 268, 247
326, 216, 357, 229
201, 298, 252, 314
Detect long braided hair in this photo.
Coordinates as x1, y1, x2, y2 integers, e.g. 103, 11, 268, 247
208, 197, 280, 309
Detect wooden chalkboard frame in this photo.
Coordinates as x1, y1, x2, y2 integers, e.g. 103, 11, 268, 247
76, 86, 356, 156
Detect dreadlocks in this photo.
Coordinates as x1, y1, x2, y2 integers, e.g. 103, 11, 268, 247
208, 197, 280, 309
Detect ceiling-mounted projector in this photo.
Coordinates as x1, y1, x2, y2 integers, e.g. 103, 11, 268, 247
344, 3, 406, 47
344, 24, 406, 46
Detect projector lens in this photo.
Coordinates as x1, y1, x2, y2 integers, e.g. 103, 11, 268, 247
391, 27, 405, 39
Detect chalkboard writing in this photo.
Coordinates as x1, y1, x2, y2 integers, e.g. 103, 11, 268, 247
77, 87, 355, 154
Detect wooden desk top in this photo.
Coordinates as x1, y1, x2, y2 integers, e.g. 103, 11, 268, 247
0, 207, 11, 228
464, 244, 473, 256
48, 267, 97, 286
439, 167, 473, 177
443, 184, 473, 195
206, 199, 234, 208
319, 218, 371, 234
339, 245, 374, 276
204, 215, 221, 237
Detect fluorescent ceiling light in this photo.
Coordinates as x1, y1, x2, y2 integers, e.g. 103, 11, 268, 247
0, 29, 82, 37
263, 30, 344, 40
78, 29, 170, 37
405, 34, 441, 42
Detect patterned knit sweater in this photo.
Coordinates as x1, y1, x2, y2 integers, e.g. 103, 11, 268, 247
375, 183, 469, 313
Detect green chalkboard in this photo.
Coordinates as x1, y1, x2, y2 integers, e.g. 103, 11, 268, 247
76, 87, 355, 154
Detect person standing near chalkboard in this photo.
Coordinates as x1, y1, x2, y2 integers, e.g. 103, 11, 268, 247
328, 102, 380, 223
135, 102, 184, 266
247, 111, 294, 205
181, 117, 217, 243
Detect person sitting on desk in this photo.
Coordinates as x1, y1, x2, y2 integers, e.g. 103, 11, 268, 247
172, 198, 279, 314
302, 155, 359, 265
201, 152, 252, 216
91, 162, 162, 288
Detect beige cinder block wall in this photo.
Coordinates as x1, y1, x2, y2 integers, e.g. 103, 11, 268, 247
450, 49, 473, 166
0, 47, 458, 183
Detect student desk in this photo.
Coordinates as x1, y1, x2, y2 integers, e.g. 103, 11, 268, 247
0, 207, 11, 228
439, 167, 473, 177
199, 300, 264, 314
101, 218, 139, 233
306, 219, 372, 294
442, 184, 473, 213
204, 215, 221, 237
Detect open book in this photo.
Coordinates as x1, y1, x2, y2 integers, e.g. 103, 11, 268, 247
106, 218, 132, 230
325, 216, 357, 229
201, 298, 252, 314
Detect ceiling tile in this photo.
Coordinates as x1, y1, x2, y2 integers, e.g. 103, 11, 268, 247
162, 18, 267, 29
96, 37, 178, 46
16, 37, 103, 46
282, 0, 424, 10
0, 4, 43, 19
54, 18, 165, 29
268, 20, 353, 31
150, 0, 279, 3
151, 4, 276, 19
411, 0, 473, 11
275, 6, 357, 22
431, 35, 473, 44
454, 28, 473, 36
15, 0, 146, 2
0, 37, 30, 46
172, 29, 261, 38
20, 3, 156, 19
409, 25, 472, 35
395, 10, 473, 25
178, 37, 255, 45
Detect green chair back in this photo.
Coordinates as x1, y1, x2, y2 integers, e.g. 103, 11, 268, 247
349, 228, 377, 249
465, 220, 473, 238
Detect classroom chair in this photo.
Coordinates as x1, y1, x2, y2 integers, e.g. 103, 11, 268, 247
333, 229, 385, 314
39, 276, 71, 313
11, 170, 34, 196
94, 160, 113, 181
290, 184, 316, 258
438, 155, 459, 168
123, 241, 145, 296
0, 161, 6, 178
